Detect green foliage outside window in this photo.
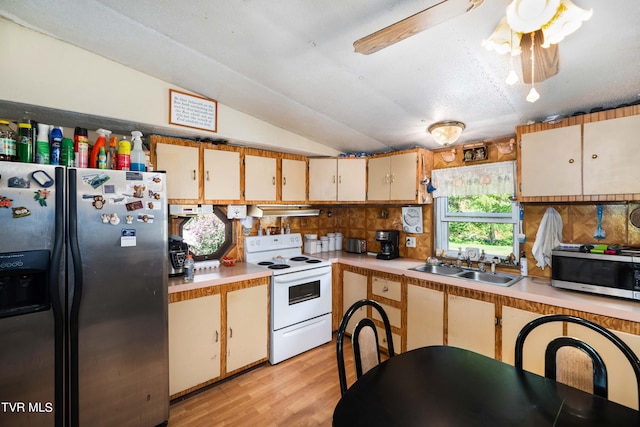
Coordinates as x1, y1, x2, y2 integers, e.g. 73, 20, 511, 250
181, 214, 227, 256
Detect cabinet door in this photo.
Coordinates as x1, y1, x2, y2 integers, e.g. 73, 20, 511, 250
583, 115, 640, 195
156, 142, 200, 200
367, 156, 391, 201
244, 155, 277, 201
520, 125, 582, 197
309, 158, 337, 201
281, 158, 306, 201
407, 285, 444, 351
447, 294, 495, 358
337, 158, 366, 201
168, 295, 221, 395
501, 306, 560, 369
203, 149, 241, 201
342, 271, 367, 334
390, 152, 417, 200
226, 284, 268, 373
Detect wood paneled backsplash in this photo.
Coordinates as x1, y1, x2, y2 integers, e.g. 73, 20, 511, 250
521, 202, 640, 278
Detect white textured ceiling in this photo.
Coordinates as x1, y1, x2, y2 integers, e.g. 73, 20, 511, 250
1, 0, 639, 153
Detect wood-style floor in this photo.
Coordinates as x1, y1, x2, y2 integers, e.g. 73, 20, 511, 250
168, 337, 356, 426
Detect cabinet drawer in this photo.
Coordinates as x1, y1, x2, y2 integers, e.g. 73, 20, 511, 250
372, 276, 401, 301
375, 326, 402, 354
372, 301, 401, 328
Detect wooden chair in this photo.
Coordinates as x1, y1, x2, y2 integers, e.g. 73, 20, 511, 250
336, 299, 395, 396
514, 314, 640, 407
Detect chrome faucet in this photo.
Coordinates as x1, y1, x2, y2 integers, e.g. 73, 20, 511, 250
478, 250, 486, 272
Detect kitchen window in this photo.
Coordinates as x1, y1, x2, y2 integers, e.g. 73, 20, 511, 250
179, 207, 232, 261
432, 161, 518, 260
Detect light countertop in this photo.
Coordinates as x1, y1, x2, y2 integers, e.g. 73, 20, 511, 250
169, 251, 640, 323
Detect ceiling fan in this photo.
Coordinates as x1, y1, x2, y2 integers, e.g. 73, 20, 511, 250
353, 0, 485, 55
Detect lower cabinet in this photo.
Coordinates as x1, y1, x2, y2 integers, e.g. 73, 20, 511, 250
168, 280, 269, 398
168, 294, 221, 396
406, 283, 444, 351
342, 270, 367, 334
226, 285, 269, 373
447, 294, 496, 358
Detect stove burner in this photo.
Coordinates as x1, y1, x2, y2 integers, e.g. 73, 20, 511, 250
306, 259, 322, 264
268, 264, 291, 270
258, 261, 274, 266
290, 256, 309, 262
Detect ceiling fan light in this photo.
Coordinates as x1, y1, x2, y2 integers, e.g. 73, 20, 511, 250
506, 0, 560, 33
428, 121, 466, 146
540, 0, 593, 47
526, 87, 540, 102
482, 17, 521, 55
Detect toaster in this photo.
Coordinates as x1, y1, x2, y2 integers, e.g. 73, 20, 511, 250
345, 238, 367, 254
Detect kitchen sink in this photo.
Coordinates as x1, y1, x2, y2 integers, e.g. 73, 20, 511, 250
409, 264, 522, 287
410, 264, 464, 275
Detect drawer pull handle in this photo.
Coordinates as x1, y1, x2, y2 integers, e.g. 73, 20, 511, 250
283, 177, 287, 185
272, 177, 276, 185
206, 170, 210, 181
215, 330, 219, 343
383, 286, 389, 292
229, 328, 233, 338
192, 170, 197, 180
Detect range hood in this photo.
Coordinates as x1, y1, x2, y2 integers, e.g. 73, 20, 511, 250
247, 205, 320, 218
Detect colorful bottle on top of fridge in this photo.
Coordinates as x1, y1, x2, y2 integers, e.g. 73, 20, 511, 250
50, 126, 63, 165
61, 137, 74, 167
35, 123, 50, 164
74, 127, 89, 168
107, 136, 118, 169
89, 128, 111, 168
117, 136, 130, 171
0, 119, 17, 161
129, 131, 146, 172
16, 121, 33, 163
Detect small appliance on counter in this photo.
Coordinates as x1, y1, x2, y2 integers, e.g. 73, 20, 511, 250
169, 235, 190, 276
345, 238, 367, 254
376, 230, 400, 260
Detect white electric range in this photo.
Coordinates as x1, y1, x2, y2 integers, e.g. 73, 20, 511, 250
245, 233, 332, 364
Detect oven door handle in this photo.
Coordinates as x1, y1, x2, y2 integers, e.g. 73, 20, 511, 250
273, 268, 331, 284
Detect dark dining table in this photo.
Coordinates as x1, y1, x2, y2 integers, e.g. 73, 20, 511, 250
333, 345, 640, 426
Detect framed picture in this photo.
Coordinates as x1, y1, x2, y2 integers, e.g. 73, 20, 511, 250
462, 143, 487, 162
169, 89, 218, 132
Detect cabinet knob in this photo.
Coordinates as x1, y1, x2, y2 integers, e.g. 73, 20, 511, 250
283, 177, 287, 185
333, 175, 336, 184
390, 174, 395, 183
568, 159, 574, 164
192, 170, 197, 180
206, 170, 210, 181
215, 330, 219, 343
383, 286, 388, 292
339, 175, 342, 184
272, 176, 276, 185
592, 154, 598, 159
229, 328, 233, 338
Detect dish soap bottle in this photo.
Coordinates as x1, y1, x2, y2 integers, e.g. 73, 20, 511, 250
184, 254, 195, 282
129, 131, 146, 171
520, 251, 528, 277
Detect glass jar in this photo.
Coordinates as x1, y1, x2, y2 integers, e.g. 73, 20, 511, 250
0, 120, 17, 161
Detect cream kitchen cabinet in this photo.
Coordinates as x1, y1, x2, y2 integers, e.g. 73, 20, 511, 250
583, 114, 640, 195
203, 147, 241, 201
155, 141, 200, 200
407, 284, 444, 351
520, 125, 582, 197
308, 158, 366, 202
168, 294, 221, 395
447, 294, 496, 358
342, 270, 368, 334
367, 152, 418, 201
226, 284, 269, 373
281, 158, 307, 201
244, 154, 277, 201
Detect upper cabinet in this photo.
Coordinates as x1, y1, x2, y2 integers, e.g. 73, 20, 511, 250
518, 107, 640, 202
520, 125, 582, 197
244, 153, 277, 202
308, 158, 366, 202
281, 158, 307, 202
152, 136, 242, 204
583, 115, 640, 196
368, 152, 418, 201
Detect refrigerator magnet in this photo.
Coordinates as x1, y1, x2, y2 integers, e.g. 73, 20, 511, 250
121, 228, 136, 247
31, 170, 54, 187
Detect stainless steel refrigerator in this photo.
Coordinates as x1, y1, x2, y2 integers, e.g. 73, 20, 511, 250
0, 162, 169, 427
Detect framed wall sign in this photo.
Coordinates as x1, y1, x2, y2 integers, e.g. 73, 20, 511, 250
169, 89, 218, 132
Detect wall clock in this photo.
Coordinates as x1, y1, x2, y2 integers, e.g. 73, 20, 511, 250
402, 206, 423, 234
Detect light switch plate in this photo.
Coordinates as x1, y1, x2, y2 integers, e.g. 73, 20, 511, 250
227, 204, 247, 219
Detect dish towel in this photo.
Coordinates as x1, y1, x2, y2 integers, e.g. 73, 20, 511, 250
532, 207, 563, 270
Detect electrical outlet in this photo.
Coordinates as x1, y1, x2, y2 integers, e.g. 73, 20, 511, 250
406, 237, 416, 248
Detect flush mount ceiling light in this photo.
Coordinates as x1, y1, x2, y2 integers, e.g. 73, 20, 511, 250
428, 121, 466, 146
482, 0, 593, 102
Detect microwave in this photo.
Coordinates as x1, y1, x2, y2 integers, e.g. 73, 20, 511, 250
551, 248, 640, 301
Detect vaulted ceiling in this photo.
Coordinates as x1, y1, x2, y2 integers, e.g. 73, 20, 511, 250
2, 1, 639, 153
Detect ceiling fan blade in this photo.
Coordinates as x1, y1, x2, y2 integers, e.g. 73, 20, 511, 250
520, 30, 560, 84
353, 0, 484, 55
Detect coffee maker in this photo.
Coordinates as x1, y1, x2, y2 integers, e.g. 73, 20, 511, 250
376, 230, 400, 260
168, 235, 190, 277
